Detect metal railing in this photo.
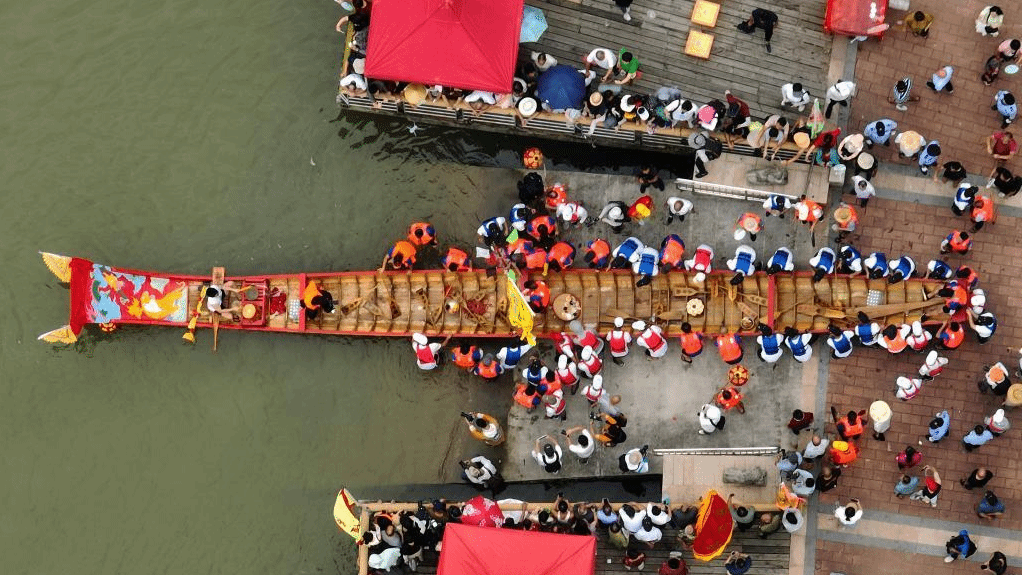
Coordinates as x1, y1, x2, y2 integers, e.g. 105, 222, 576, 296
653, 446, 780, 456
675, 178, 801, 203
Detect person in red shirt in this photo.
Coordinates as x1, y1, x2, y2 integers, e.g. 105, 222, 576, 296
897, 445, 923, 469
986, 131, 1018, 165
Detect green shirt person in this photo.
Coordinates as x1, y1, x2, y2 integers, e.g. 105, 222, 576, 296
616, 49, 640, 84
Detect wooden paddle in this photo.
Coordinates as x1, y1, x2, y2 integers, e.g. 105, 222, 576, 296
846, 298, 943, 319
212, 267, 225, 352
182, 286, 207, 343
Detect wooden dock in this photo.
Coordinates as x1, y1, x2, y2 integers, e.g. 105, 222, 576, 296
339, 0, 834, 156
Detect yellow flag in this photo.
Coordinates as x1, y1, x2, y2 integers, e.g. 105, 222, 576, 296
505, 272, 536, 345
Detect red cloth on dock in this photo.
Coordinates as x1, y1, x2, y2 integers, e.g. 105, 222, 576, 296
824, 0, 888, 37
437, 523, 596, 575
364, 0, 525, 93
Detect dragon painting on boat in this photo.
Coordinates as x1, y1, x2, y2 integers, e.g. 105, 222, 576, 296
39, 252, 950, 345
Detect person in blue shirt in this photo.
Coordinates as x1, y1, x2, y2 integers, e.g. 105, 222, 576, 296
864, 119, 897, 147
993, 90, 1017, 128
963, 424, 994, 452
945, 529, 977, 562
610, 236, 643, 269
976, 491, 1006, 520
927, 259, 954, 280
927, 410, 951, 443
727, 245, 757, 285
757, 324, 785, 363
496, 342, 533, 370
854, 312, 881, 346
918, 141, 941, 174
810, 247, 836, 282
888, 255, 916, 283
864, 251, 888, 279
784, 327, 814, 363
839, 245, 862, 274
766, 247, 794, 274
827, 325, 854, 359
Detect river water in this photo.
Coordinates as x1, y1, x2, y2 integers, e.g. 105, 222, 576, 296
0, 1, 684, 573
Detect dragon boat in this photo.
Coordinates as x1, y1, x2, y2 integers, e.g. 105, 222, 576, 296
38, 252, 948, 344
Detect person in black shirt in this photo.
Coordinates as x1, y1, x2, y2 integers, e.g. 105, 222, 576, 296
961, 467, 995, 489
935, 160, 967, 184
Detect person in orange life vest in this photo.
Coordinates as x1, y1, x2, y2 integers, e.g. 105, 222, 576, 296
407, 222, 438, 247
606, 317, 633, 364
679, 322, 703, 363
970, 195, 995, 231
940, 230, 972, 254
592, 412, 628, 446
300, 280, 335, 321
937, 320, 965, 350
473, 353, 504, 379
584, 239, 611, 269
555, 354, 580, 394
919, 350, 949, 380
450, 343, 482, 370
527, 215, 558, 248
572, 323, 606, 356
896, 375, 924, 401
831, 203, 858, 242
627, 194, 655, 225
441, 247, 472, 271
660, 234, 686, 272
546, 241, 576, 271
582, 374, 606, 406
905, 320, 932, 351
832, 406, 867, 441
794, 195, 823, 231
938, 282, 969, 314
684, 244, 714, 282
380, 240, 417, 271
519, 244, 548, 271
734, 212, 763, 241
634, 320, 669, 359
715, 330, 744, 365
514, 382, 543, 410
878, 323, 910, 353
578, 345, 603, 378
957, 266, 980, 291
715, 386, 746, 414
829, 440, 859, 467
540, 369, 562, 396
555, 200, 588, 226
522, 279, 550, 312
544, 387, 567, 420
411, 332, 451, 370
544, 183, 568, 211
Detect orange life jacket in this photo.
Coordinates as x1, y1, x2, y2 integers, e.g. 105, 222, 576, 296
627, 195, 654, 220
545, 184, 568, 210
716, 334, 742, 363
715, 387, 743, 410
524, 248, 548, 270
585, 239, 611, 267
680, 332, 703, 355
526, 281, 551, 310
407, 222, 437, 246
388, 240, 417, 268
660, 236, 685, 268
528, 215, 557, 239
442, 247, 471, 271
737, 212, 762, 233
836, 416, 864, 439
882, 331, 908, 353
508, 238, 531, 256
972, 196, 994, 223
830, 442, 859, 465
940, 325, 965, 348
835, 206, 858, 231
451, 346, 479, 369
948, 232, 972, 253
547, 241, 575, 269
475, 360, 500, 379
957, 268, 978, 289
514, 384, 539, 409
798, 199, 822, 223
302, 280, 322, 310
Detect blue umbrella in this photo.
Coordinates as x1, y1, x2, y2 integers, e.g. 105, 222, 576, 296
520, 6, 548, 43
536, 65, 585, 110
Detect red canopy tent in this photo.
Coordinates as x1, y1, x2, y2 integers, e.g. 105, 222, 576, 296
824, 0, 889, 37
437, 523, 596, 575
364, 0, 525, 93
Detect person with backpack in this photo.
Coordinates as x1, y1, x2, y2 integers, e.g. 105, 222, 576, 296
689, 130, 721, 178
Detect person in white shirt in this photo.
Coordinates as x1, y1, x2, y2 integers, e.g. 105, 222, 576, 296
618, 503, 646, 533
339, 73, 368, 94
803, 435, 830, 460
633, 516, 662, 546
781, 507, 804, 532
825, 80, 857, 119
563, 426, 596, 461
464, 91, 497, 116
780, 82, 812, 111
850, 175, 875, 207
665, 196, 694, 224
647, 503, 671, 526
834, 499, 863, 527
460, 455, 498, 487
698, 403, 725, 434
584, 48, 617, 79
531, 51, 558, 71
926, 65, 954, 94
792, 469, 816, 496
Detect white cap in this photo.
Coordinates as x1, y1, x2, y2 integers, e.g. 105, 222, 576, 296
614, 317, 624, 328
734, 229, 747, 241
992, 409, 1007, 425
911, 322, 924, 336
582, 346, 594, 360
694, 272, 706, 283
632, 320, 646, 332
412, 332, 428, 345
703, 404, 722, 419
971, 289, 986, 306
896, 376, 913, 389
609, 206, 623, 220
925, 350, 938, 365
591, 374, 603, 390
558, 354, 568, 369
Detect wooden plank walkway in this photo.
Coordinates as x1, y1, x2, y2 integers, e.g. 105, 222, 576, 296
523, 0, 832, 120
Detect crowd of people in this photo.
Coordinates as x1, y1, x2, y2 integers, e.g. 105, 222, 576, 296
362, 495, 765, 574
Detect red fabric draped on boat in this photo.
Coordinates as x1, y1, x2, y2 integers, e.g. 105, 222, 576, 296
691, 490, 734, 561
437, 523, 595, 575
364, 0, 525, 93
69, 257, 95, 335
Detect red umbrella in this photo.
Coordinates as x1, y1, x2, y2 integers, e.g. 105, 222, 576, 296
461, 495, 504, 528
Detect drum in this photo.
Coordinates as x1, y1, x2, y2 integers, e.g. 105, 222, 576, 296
553, 293, 581, 321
